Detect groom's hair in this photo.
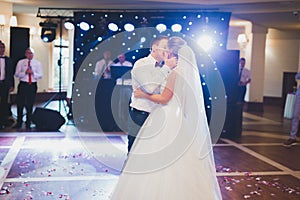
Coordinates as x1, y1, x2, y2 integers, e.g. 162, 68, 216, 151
151, 35, 169, 47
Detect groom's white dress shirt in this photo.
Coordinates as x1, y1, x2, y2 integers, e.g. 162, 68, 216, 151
130, 54, 172, 113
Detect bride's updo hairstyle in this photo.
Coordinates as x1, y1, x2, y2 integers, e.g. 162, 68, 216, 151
168, 36, 187, 57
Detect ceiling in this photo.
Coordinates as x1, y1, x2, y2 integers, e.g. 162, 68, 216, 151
2, 0, 300, 33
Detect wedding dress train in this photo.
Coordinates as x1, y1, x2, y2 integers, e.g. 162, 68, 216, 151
111, 45, 222, 200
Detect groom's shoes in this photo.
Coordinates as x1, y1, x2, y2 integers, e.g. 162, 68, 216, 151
13, 122, 22, 129
25, 123, 31, 130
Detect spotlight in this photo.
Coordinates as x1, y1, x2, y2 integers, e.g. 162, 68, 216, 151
39, 21, 57, 43
64, 19, 74, 30
124, 23, 134, 32
41, 28, 56, 42
171, 24, 182, 32
79, 21, 90, 31
197, 35, 213, 52
108, 23, 118, 31
140, 37, 146, 43
97, 37, 103, 42
156, 23, 166, 33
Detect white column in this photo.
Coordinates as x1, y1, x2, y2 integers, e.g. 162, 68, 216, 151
67, 29, 74, 99
247, 24, 268, 104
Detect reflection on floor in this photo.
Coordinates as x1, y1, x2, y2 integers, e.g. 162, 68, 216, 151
0, 103, 300, 199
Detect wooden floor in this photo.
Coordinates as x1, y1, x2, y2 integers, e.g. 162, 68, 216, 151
0, 102, 299, 199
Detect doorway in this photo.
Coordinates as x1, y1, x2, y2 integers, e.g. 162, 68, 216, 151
282, 72, 297, 107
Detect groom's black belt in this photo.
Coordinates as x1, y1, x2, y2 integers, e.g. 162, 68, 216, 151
130, 107, 149, 115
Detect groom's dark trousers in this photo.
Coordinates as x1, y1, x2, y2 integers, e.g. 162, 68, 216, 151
128, 106, 149, 152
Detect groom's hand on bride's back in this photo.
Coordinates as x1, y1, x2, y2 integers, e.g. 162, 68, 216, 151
134, 88, 148, 99
165, 57, 178, 70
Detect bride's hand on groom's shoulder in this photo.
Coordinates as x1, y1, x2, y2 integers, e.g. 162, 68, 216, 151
165, 57, 178, 70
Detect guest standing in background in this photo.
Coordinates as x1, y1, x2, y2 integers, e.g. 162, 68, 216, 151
237, 57, 251, 103
113, 54, 133, 67
13, 47, 42, 130
94, 50, 113, 79
0, 41, 14, 129
283, 72, 300, 147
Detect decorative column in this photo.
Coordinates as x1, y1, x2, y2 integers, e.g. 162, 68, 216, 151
246, 24, 268, 112
67, 28, 74, 99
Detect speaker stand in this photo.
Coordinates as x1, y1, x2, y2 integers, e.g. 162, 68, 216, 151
42, 18, 70, 123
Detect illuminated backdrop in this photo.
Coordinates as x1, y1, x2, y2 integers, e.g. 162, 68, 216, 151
73, 10, 231, 75
72, 10, 239, 140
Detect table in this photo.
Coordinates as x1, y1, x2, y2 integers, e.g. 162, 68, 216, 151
284, 93, 296, 119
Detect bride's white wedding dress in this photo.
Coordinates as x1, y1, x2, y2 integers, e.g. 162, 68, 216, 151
111, 45, 222, 200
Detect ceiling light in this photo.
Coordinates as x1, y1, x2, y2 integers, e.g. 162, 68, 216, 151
64, 19, 74, 30
171, 24, 182, 32
79, 21, 90, 31
124, 23, 134, 32
156, 23, 167, 33
108, 23, 118, 31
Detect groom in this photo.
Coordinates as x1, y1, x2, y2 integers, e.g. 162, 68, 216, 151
128, 35, 177, 152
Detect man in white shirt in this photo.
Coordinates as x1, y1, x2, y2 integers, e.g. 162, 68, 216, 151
283, 72, 300, 147
127, 35, 177, 152
113, 54, 132, 67
94, 50, 113, 79
237, 57, 251, 103
14, 47, 43, 129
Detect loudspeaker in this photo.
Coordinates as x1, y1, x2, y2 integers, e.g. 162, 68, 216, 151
211, 49, 240, 104
32, 107, 65, 131
221, 103, 243, 140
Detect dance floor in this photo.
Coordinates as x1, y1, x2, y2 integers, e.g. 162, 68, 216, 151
0, 103, 299, 199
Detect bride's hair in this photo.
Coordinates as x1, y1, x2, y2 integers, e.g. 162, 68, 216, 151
168, 36, 186, 56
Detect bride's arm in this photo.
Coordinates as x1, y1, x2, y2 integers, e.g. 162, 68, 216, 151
134, 71, 176, 104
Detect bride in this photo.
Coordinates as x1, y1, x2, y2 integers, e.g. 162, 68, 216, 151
111, 36, 222, 200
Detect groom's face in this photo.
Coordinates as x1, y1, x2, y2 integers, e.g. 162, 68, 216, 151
153, 38, 169, 62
